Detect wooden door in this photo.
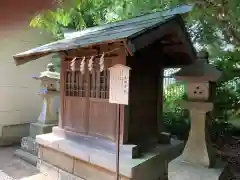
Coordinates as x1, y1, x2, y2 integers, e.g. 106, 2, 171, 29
88, 68, 118, 141
62, 57, 119, 140
63, 61, 89, 133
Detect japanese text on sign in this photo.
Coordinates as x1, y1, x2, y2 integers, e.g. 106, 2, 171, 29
109, 64, 131, 105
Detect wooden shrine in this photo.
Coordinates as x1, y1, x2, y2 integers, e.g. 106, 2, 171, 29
13, 5, 196, 180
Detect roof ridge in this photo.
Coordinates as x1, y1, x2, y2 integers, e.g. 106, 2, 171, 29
63, 4, 193, 39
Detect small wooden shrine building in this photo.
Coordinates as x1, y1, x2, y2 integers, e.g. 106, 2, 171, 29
13, 5, 197, 180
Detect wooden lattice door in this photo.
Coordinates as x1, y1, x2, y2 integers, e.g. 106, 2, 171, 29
63, 60, 89, 133
63, 57, 119, 140
88, 59, 118, 141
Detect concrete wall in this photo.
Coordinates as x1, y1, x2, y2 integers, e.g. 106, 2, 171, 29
0, 20, 54, 144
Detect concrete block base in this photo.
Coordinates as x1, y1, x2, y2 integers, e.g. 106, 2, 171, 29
15, 136, 39, 165
36, 127, 184, 180
30, 123, 56, 138
168, 156, 224, 180
37, 161, 85, 180
15, 121, 56, 165
0, 123, 30, 146
21, 136, 39, 155
15, 149, 38, 166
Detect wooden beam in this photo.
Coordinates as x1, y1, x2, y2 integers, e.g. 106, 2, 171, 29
162, 44, 186, 53
129, 16, 180, 51
59, 52, 66, 129
123, 40, 134, 56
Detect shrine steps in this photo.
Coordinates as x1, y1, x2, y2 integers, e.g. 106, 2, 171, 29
38, 126, 139, 159
35, 127, 184, 180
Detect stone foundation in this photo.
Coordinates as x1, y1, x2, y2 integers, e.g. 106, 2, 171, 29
37, 145, 171, 180
14, 136, 39, 165
36, 127, 184, 180
38, 157, 128, 180
0, 123, 30, 146
21, 136, 39, 155
15, 122, 56, 165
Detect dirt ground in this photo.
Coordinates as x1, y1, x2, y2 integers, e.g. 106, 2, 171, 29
0, 146, 39, 180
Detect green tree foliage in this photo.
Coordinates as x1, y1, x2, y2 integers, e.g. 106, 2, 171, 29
213, 50, 240, 121
30, 0, 240, 48
108, 0, 240, 48
30, 0, 115, 39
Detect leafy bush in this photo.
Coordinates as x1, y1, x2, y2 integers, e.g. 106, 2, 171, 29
211, 51, 240, 133
163, 82, 190, 140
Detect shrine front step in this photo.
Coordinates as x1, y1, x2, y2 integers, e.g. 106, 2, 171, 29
51, 126, 140, 159
36, 129, 184, 180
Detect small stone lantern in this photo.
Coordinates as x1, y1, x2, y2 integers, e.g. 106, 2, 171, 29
16, 63, 60, 165
30, 63, 60, 137
173, 50, 222, 168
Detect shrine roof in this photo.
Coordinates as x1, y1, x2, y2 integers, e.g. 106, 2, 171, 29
13, 5, 194, 66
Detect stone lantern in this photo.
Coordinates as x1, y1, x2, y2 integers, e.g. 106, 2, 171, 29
168, 50, 224, 180
15, 63, 60, 165
30, 63, 60, 136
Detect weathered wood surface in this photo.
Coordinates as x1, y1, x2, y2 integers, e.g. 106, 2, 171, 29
60, 45, 126, 142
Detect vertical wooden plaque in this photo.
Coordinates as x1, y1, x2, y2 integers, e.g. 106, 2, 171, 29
108, 64, 131, 105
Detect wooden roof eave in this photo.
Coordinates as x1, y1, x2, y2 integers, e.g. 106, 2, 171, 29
12, 5, 195, 66
13, 39, 125, 66
125, 15, 196, 64
176, 14, 197, 63
13, 52, 54, 66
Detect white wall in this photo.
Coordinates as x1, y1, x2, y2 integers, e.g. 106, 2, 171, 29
0, 22, 54, 126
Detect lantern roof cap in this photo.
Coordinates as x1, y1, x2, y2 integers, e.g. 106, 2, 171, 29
174, 50, 222, 82
33, 63, 60, 80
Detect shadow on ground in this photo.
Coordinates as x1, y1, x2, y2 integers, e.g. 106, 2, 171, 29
0, 146, 39, 179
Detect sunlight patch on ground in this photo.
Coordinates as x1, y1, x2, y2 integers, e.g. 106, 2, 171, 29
20, 173, 50, 180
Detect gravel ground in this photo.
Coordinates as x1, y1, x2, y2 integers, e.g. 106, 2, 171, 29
0, 146, 39, 180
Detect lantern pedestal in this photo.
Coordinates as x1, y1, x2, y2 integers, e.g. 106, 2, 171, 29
168, 101, 224, 180
29, 91, 59, 138
179, 101, 215, 167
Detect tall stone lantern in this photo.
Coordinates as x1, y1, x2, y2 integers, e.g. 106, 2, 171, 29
15, 63, 60, 165
30, 63, 60, 137
168, 51, 224, 180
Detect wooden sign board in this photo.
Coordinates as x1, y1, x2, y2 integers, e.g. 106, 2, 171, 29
108, 64, 131, 105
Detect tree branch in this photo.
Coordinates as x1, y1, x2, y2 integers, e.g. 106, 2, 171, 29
195, 0, 240, 46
